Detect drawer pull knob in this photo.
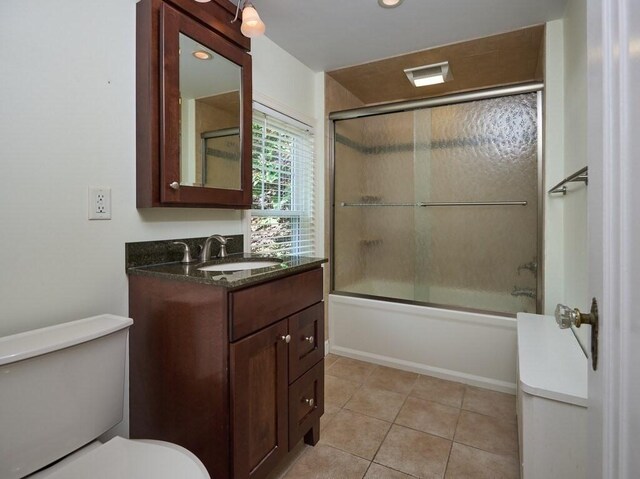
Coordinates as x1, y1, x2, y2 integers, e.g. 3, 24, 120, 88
304, 397, 315, 408
280, 334, 291, 343
304, 335, 314, 344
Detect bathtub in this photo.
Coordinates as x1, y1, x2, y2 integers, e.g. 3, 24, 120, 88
328, 293, 518, 393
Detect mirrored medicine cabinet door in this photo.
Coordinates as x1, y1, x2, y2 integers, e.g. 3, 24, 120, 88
178, 33, 241, 190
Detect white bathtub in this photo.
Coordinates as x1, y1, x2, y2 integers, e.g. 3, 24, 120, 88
329, 293, 518, 393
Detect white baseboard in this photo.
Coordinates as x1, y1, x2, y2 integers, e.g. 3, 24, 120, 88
330, 344, 516, 395
324, 339, 330, 356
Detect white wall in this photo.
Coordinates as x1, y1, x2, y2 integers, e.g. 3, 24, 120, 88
562, 0, 589, 349
250, 35, 326, 256
544, 19, 566, 315
0, 0, 320, 435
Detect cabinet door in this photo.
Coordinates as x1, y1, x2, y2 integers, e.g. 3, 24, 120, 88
231, 320, 288, 479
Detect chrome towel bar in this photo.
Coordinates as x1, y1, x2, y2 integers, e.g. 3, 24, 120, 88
548, 166, 588, 195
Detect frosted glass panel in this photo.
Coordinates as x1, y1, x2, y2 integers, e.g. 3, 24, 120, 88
333, 93, 539, 315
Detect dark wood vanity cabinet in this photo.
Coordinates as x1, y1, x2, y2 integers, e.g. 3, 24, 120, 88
129, 268, 325, 479
136, 0, 253, 208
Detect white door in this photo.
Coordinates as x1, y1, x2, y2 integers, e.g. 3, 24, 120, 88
587, 0, 640, 477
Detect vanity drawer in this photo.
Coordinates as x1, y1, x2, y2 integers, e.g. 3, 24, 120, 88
229, 268, 323, 341
288, 303, 324, 383
288, 360, 324, 450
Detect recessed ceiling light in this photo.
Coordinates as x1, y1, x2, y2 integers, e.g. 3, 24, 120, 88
378, 0, 404, 8
404, 62, 453, 87
192, 50, 213, 60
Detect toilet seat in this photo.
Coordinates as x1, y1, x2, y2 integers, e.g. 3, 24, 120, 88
36, 436, 210, 479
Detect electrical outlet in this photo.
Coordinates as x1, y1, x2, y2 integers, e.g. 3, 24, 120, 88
88, 187, 111, 220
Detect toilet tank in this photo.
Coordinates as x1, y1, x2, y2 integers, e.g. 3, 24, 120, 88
0, 314, 133, 479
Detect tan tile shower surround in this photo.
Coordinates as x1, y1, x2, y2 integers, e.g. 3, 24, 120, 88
267, 355, 520, 479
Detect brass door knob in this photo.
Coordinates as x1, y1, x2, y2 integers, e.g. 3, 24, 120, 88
555, 302, 598, 328
554, 298, 599, 370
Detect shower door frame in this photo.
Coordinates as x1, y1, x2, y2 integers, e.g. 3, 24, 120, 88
329, 83, 545, 316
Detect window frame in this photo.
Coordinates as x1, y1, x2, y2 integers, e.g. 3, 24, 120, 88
245, 101, 316, 257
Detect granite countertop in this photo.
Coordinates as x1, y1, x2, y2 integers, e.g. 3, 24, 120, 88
127, 253, 327, 290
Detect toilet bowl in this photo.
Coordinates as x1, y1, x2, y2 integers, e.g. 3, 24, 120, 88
29, 437, 209, 479
0, 314, 210, 479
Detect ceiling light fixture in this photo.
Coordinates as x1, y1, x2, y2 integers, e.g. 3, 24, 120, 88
192, 50, 213, 60
231, 1, 266, 38
404, 62, 452, 87
378, 0, 404, 8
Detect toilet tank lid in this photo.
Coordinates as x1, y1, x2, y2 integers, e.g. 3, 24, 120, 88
0, 314, 133, 366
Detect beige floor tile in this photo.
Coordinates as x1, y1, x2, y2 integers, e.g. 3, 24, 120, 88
454, 411, 518, 457
462, 386, 517, 423
345, 386, 407, 422
374, 424, 451, 478
266, 441, 310, 479
411, 376, 465, 409
325, 374, 361, 407
395, 396, 460, 440
445, 443, 520, 479
320, 409, 392, 460
365, 366, 419, 395
320, 403, 342, 432
325, 353, 340, 368
364, 463, 417, 479
327, 357, 377, 384
282, 444, 370, 479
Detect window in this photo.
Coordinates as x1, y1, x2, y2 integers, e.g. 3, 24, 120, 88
250, 104, 316, 257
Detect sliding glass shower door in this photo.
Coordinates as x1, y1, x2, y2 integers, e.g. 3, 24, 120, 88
332, 92, 540, 316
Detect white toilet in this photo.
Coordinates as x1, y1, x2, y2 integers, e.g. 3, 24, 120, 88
0, 314, 210, 479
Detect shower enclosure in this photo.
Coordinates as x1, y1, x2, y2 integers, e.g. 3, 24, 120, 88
330, 86, 542, 316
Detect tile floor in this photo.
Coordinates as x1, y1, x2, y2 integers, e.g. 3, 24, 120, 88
268, 355, 520, 479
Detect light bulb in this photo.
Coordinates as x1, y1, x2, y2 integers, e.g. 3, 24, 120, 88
241, 5, 265, 38
378, 0, 404, 8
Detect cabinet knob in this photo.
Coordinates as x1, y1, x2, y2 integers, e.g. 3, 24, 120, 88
169, 181, 180, 190
280, 334, 291, 343
304, 397, 315, 408
304, 335, 314, 344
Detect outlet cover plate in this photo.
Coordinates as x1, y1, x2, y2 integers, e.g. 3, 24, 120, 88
88, 187, 111, 220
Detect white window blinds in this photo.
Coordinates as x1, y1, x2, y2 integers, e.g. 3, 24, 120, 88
251, 105, 316, 257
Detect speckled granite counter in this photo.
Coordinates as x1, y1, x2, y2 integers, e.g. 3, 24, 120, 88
127, 252, 326, 290
125, 236, 326, 289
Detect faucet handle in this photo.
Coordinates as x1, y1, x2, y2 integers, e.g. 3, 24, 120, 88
217, 236, 233, 258
172, 242, 197, 264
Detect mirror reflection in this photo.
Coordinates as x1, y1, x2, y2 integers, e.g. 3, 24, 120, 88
179, 33, 241, 190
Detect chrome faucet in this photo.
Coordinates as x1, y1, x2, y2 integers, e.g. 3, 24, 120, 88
200, 235, 230, 262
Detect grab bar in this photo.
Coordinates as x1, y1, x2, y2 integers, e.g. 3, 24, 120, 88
340, 201, 528, 207
548, 166, 588, 195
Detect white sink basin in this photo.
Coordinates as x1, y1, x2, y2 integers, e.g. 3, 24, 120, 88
198, 261, 281, 272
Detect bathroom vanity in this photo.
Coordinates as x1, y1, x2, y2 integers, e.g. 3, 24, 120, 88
128, 255, 326, 479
